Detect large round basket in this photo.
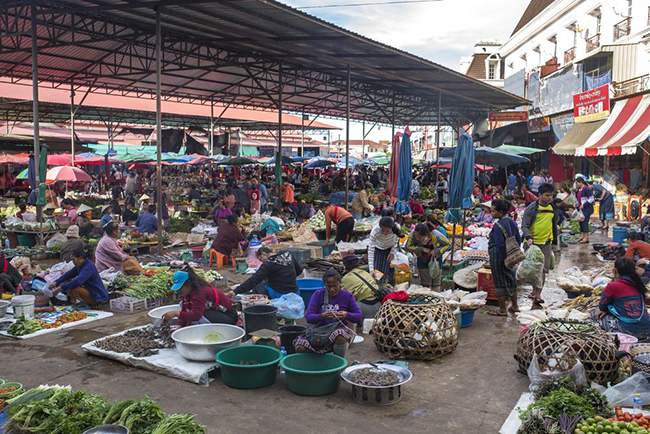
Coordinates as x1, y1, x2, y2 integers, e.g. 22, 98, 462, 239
514, 319, 619, 386
371, 294, 458, 361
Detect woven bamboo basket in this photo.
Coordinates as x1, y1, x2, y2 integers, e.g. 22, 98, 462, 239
630, 343, 650, 374
372, 294, 458, 361
514, 319, 619, 386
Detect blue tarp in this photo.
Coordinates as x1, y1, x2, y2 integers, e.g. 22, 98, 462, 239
395, 130, 412, 214
446, 132, 475, 223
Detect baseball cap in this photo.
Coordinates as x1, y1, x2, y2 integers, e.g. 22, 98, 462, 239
171, 271, 189, 291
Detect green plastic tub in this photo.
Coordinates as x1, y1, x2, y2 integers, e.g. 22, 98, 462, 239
0, 382, 23, 398
216, 345, 283, 389
280, 353, 348, 396
17, 233, 36, 247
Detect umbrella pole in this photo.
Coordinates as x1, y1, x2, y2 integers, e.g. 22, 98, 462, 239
448, 218, 456, 278
460, 209, 467, 251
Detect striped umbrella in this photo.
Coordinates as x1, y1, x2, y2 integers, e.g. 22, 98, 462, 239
395, 127, 412, 214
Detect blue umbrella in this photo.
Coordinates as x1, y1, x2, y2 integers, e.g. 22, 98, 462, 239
445, 132, 475, 223
77, 152, 100, 159
305, 157, 335, 169
266, 155, 295, 165
440, 146, 529, 168
26, 154, 37, 205
395, 129, 412, 214
336, 156, 361, 169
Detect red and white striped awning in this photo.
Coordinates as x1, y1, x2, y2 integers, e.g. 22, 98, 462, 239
576, 94, 650, 156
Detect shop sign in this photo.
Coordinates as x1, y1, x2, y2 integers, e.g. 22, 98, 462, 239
573, 85, 610, 123
488, 111, 529, 122
528, 117, 550, 134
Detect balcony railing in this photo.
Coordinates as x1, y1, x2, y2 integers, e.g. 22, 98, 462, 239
586, 33, 600, 52
564, 47, 576, 64
613, 75, 650, 98
614, 17, 631, 41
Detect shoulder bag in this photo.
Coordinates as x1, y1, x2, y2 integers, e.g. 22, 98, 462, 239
305, 290, 340, 348
496, 221, 525, 270
352, 271, 391, 302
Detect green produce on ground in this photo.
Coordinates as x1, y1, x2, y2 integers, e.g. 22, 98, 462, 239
520, 388, 596, 421
151, 413, 206, 434
168, 215, 200, 233
8, 316, 44, 336
126, 271, 172, 300
118, 397, 166, 434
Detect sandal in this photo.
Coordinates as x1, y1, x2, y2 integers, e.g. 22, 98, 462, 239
489, 310, 508, 317
509, 307, 520, 314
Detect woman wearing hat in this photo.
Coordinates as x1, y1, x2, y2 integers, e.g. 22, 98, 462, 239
162, 267, 238, 327
138, 194, 151, 215
76, 204, 94, 238
60, 225, 86, 262
99, 204, 113, 228
475, 201, 494, 224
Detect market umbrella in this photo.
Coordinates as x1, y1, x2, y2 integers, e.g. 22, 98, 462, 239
26, 153, 37, 205
432, 163, 495, 171
16, 167, 29, 179
494, 144, 545, 156
446, 131, 475, 223
76, 152, 100, 159
265, 155, 295, 165
395, 128, 412, 214
387, 133, 401, 196
439, 146, 529, 168
220, 156, 258, 166
46, 154, 72, 166
336, 155, 362, 169
46, 165, 92, 184
0, 154, 29, 164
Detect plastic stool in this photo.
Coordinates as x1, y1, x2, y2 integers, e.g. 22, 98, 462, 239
209, 249, 236, 269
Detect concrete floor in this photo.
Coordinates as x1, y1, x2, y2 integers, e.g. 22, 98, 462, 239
0, 230, 611, 434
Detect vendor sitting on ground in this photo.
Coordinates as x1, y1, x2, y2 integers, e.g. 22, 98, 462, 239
95, 222, 138, 274
135, 204, 158, 234
341, 255, 381, 319
475, 201, 494, 224
51, 246, 108, 307
592, 257, 650, 340
162, 267, 238, 327
228, 247, 302, 299
260, 209, 285, 236
0, 255, 22, 295
60, 225, 86, 262
320, 203, 356, 243
99, 204, 113, 227
625, 231, 650, 260
211, 214, 247, 259
212, 200, 232, 225
293, 269, 362, 358
76, 204, 95, 238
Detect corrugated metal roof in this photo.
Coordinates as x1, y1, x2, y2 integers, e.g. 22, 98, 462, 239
0, 0, 529, 125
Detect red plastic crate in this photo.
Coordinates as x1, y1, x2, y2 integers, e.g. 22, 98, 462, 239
477, 269, 497, 301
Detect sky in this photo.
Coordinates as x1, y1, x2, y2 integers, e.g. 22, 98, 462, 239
282, 0, 530, 143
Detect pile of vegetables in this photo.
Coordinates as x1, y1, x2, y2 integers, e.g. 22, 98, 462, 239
8, 316, 44, 336
577, 416, 650, 434
107, 273, 132, 293
4, 386, 205, 434
125, 270, 173, 300
195, 269, 224, 282
306, 210, 327, 231
41, 312, 88, 329
419, 187, 436, 200
298, 192, 319, 203
168, 215, 200, 233
610, 408, 650, 429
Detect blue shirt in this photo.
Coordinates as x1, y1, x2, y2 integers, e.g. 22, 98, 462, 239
259, 184, 268, 206
135, 212, 158, 234
508, 174, 516, 190
56, 259, 108, 303
489, 217, 522, 256
100, 213, 113, 228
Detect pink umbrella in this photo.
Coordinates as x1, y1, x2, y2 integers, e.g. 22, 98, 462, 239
0, 154, 29, 164
45, 165, 92, 184
76, 156, 122, 165
47, 154, 72, 166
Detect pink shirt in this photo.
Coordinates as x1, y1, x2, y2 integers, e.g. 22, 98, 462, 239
95, 235, 130, 272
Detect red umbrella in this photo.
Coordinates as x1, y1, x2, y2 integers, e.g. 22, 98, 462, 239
76, 156, 122, 165
47, 154, 72, 166
45, 165, 92, 184
0, 154, 29, 164
432, 163, 495, 171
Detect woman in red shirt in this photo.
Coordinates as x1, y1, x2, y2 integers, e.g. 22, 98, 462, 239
162, 267, 238, 327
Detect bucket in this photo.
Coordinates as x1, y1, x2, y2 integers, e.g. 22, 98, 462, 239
280, 353, 348, 396
190, 246, 204, 259
11, 295, 35, 319
16, 233, 36, 247
243, 304, 278, 335
297, 278, 324, 307
609, 332, 638, 353
279, 325, 307, 354
216, 345, 283, 389
613, 227, 628, 244
460, 310, 475, 328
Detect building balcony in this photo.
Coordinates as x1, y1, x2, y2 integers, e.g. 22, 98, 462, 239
564, 47, 576, 64
613, 75, 650, 98
614, 17, 631, 41
586, 34, 600, 53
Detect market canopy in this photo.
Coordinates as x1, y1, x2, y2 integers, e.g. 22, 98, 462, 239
551, 120, 606, 156
0, 1, 528, 126
432, 163, 495, 171
440, 146, 530, 167
576, 94, 650, 157
494, 145, 545, 156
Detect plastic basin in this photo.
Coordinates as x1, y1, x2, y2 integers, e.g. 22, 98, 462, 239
243, 304, 278, 335
297, 278, 324, 308
460, 310, 475, 328
216, 345, 283, 389
609, 332, 638, 353
0, 382, 23, 398
280, 353, 348, 396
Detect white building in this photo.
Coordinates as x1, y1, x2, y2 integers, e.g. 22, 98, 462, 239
460, 40, 505, 88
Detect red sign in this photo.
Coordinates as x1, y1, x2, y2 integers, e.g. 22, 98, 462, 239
488, 111, 529, 122
573, 85, 610, 123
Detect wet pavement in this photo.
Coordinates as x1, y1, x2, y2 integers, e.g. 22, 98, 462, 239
0, 229, 613, 434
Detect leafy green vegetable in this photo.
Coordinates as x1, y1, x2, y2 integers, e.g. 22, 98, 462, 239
5, 386, 66, 412
8, 316, 44, 336
520, 389, 595, 421
103, 399, 136, 424
168, 215, 200, 233
151, 413, 206, 434
118, 396, 165, 434
126, 271, 172, 300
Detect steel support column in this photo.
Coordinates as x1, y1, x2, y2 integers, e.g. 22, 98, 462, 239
155, 5, 163, 254
30, 0, 41, 229
344, 65, 351, 208
70, 82, 75, 165
209, 101, 214, 156
301, 111, 304, 157
436, 92, 441, 163
277, 65, 283, 200
362, 120, 365, 160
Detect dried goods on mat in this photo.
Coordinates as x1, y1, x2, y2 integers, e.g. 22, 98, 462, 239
94, 324, 175, 358
305, 257, 345, 274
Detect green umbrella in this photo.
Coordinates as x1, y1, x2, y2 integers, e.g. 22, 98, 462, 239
220, 156, 258, 166
17, 168, 28, 179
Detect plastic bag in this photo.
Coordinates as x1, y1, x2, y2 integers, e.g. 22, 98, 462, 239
46, 232, 67, 249
428, 259, 441, 280
516, 245, 545, 287
271, 292, 305, 319
527, 354, 588, 392
576, 210, 585, 222
591, 372, 650, 407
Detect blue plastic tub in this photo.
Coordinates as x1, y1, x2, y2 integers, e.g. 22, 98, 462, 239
613, 227, 628, 244
460, 310, 475, 328
297, 278, 324, 308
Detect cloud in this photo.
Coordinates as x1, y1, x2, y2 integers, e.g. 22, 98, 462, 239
284, 0, 528, 70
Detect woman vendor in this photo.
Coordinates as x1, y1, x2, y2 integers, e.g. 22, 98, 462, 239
76, 204, 95, 238
95, 222, 139, 275
211, 214, 246, 258
589, 180, 614, 231
0, 255, 22, 295
162, 267, 238, 326
61, 199, 78, 224
50, 246, 108, 307
212, 200, 232, 225
228, 247, 302, 299
367, 217, 398, 283
260, 209, 285, 236
340, 255, 381, 319
488, 199, 522, 317
99, 204, 113, 227
475, 201, 494, 224
294, 269, 362, 358
60, 225, 86, 262
576, 177, 594, 244
320, 203, 355, 243
592, 257, 650, 340
405, 223, 450, 290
